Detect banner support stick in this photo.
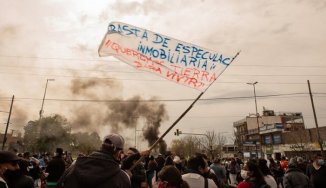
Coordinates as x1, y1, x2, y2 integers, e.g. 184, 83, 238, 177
129, 51, 241, 170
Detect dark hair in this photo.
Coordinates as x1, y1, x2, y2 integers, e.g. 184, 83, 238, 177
101, 139, 121, 154
269, 158, 275, 164
158, 165, 189, 188
187, 155, 206, 172
56, 148, 64, 156
196, 153, 208, 160
164, 156, 174, 166
128, 147, 139, 154
18, 159, 30, 175
315, 153, 323, 159
246, 160, 267, 187
258, 158, 272, 176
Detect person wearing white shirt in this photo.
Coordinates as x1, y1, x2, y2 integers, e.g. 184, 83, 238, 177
182, 155, 218, 188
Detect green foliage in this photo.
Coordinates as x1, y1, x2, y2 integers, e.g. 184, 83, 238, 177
23, 114, 102, 155
23, 114, 71, 153
70, 132, 101, 155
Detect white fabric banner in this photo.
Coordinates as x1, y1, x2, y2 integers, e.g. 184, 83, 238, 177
99, 22, 234, 91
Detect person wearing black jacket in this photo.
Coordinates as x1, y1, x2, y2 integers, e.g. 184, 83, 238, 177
0, 151, 21, 188
4, 159, 34, 188
283, 158, 309, 188
306, 154, 326, 188
46, 148, 66, 187
121, 147, 149, 188
58, 133, 131, 188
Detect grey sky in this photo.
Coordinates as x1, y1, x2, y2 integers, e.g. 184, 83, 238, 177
1, 0, 326, 148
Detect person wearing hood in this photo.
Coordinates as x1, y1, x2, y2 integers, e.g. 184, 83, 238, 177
4, 159, 34, 188
0, 151, 21, 188
283, 158, 309, 188
58, 133, 131, 188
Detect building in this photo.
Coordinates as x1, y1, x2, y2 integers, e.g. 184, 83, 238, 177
234, 108, 305, 159
221, 144, 238, 158
269, 126, 326, 160
0, 130, 23, 152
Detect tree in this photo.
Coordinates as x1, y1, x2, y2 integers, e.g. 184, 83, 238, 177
170, 135, 202, 158
196, 131, 227, 159
23, 114, 71, 153
288, 130, 310, 158
70, 132, 101, 155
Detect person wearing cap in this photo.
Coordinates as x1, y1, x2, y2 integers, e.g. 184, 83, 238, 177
174, 156, 185, 174
58, 133, 131, 188
0, 151, 20, 188
4, 159, 34, 188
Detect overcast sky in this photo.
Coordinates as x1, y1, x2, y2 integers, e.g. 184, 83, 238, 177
1, 0, 326, 148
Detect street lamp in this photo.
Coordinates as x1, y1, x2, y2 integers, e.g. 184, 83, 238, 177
247, 81, 262, 158
247, 82, 258, 117
39, 79, 55, 119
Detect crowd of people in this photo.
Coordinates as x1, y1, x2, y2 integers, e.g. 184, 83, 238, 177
1, 133, 326, 188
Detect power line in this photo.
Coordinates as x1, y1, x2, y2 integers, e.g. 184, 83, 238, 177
0, 92, 317, 103
1, 55, 326, 68
0, 55, 107, 62
0, 64, 142, 74
2, 68, 326, 78
1, 71, 326, 85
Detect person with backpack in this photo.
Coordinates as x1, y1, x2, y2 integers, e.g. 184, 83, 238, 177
182, 154, 217, 188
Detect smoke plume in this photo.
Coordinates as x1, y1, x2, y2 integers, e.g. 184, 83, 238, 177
69, 78, 169, 152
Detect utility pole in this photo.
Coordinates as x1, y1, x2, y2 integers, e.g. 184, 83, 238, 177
39, 79, 55, 120
2, 95, 14, 150
307, 80, 324, 156
247, 82, 262, 158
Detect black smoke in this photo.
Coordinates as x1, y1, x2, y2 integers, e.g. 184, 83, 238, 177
69, 78, 168, 152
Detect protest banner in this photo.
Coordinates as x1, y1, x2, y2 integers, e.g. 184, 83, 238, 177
98, 22, 235, 91
98, 22, 239, 170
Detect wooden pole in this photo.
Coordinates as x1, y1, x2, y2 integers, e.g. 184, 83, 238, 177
129, 92, 204, 170
2, 95, 14, 150
307, 80, 324, 156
